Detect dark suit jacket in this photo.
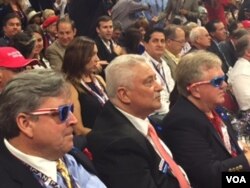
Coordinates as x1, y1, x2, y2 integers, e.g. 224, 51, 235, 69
87, 101, 180, 188
219, 40, 237, 67
0, 137, 97, 187
0, 139, 44, 188
207, 40, 229, 73
95, 36, 118, 63
161, 96, 250, 188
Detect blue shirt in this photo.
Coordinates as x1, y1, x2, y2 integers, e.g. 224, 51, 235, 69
58, 154, 107, 188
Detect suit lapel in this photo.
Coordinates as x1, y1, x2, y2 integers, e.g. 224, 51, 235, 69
181, 97, 232, 155
0, 139, 43, 187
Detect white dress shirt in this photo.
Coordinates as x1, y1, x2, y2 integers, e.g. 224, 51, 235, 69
228, 57, 250, 111
142, 51, 175, 114
4, 139, 107, 188
117, 107, 189, 181
116, 107, 173, 158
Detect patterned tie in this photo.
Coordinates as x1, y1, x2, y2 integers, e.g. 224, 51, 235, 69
148, 125, 190, 188
57, 159, 72, 188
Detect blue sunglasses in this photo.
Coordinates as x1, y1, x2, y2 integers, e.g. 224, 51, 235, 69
188, 75, 225, 90
29, 104, 74, 122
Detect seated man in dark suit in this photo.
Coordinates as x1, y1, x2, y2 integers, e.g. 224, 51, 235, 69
95, 15, 123, 77
205, 20, 230, 73
87, 54, 191, 188
219, 28, 248, 67
161, 50, 250, 188
0, 69, 106, 188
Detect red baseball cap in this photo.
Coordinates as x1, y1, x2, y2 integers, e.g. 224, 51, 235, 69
242, 20, 250, 29
0, 47, 38, 68
42, 15, 59, 29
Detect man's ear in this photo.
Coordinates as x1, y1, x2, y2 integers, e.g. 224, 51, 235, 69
116, 87, 131, 104
96, 27, 100, 35
188, 86, 201, 99
16, 113, 35, 138
73, 28, 77, 37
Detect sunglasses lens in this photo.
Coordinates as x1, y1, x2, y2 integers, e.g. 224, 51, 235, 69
212, 76, 224, 87
59, 105, 73, 122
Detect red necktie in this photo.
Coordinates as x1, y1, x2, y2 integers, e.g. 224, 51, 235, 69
148, 125, 190, 188
208, 111, 237, 157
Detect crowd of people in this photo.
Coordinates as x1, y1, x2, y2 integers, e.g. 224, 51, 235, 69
0, 0, 250, 188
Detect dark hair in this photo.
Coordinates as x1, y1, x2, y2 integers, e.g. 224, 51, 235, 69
227, 20, 239, 35
205, 20, 221, 33
12, 31, 35, 58
62, 36, 95, 88
144, 27, 165, 43
25, 24, 46, 58
164, 24, 180, 39
134, 18, 149, 30
96, 15, 112, 28
2, 12, 21, 27
121, 27, 142, 54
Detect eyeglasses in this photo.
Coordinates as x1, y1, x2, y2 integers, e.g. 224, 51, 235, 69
29, 104, 74, 122
169, 38, 186, 44
187, 75, 226, 90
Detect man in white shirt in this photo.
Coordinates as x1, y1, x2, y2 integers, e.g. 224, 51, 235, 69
0, 69, 106, 188
142, 27, 175, 122
88, 54, 189, 188
228, 34, 250, 111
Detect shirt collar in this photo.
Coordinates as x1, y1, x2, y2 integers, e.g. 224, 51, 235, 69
143, 51, 163, 65
164, 49, 180, 64
116, 107, 150, 136
4, 138, 57, 181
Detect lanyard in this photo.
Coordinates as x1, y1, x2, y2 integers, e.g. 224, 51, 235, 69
151, 61, 170, 93
26, 164, 60, 188
23, 158, 80, 188
80, 77, 108, 106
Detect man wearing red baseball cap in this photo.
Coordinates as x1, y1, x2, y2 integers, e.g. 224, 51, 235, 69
42, 15, 59, 49
0, 47, 38, 91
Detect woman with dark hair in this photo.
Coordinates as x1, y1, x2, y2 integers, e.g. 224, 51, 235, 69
12, 29, 50, 69
25, 24, 51, 69
62, 36, 108, 135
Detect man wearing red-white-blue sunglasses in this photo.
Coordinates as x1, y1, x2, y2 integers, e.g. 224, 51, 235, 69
161, 50, 250, 188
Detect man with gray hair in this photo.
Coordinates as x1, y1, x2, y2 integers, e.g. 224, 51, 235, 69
0, 69, 106, 187
161, 50, 250, 188
88, 54, 190, 188
188, 26, 211, 52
